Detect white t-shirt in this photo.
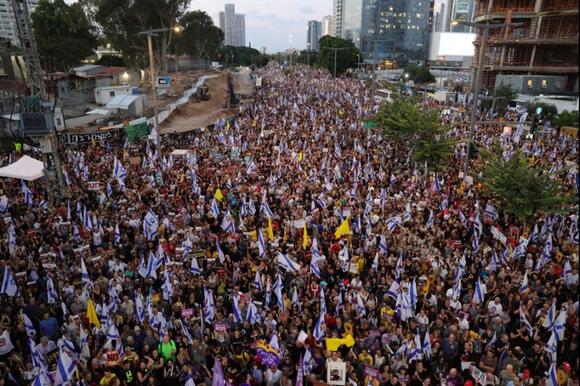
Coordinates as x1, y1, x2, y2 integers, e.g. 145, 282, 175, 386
487, 301, 503, 317
0, 330, 15, 355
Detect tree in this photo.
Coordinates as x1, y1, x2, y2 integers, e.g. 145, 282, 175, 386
375, 98, 455, 170
174, 11, 223, 60
96, 54, 126, 67
555, 110, 579, 128
92, 0, 189, 70
527, 102, 558, 122
317, 36, 360, 76
481, 150, 570, 221
404, 64, 435, 84
31, 0, 98, 71
218, 46, 266, 67
491, 82, 517, 116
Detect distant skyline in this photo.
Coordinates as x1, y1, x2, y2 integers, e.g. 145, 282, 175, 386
190, 0, 331, 52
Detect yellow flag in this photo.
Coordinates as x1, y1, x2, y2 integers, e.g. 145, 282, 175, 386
87, 298, 101, 328
214, 188, 224, 201
302, 225, 309, 249
298, 151, 303, 162
334, 218, 351, 239
325, 334, 355, 351
248, 230, 257, 240
267, 218, 274, 241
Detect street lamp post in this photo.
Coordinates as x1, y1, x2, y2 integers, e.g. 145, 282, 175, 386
139, 26, 182, 147
455, 19, 522, 177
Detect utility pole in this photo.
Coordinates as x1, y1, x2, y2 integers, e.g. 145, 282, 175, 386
11, 0, 67, 200
371, 41, 377, 96
325, 47, 348, 77
455, 19, 522, 177
139, 26, 183, 148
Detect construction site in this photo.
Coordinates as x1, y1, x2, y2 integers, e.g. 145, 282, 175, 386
473, 0, 578, 93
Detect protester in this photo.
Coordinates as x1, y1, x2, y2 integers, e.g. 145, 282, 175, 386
0, 63, 578, 386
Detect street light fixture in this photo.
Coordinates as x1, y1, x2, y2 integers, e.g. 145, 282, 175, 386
456, 18, 523, 177
138, 25, 183, 147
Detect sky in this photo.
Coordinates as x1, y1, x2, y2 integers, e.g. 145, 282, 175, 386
189, 0, 332, 53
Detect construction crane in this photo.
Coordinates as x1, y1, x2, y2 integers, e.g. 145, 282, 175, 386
10, 0, 67, 200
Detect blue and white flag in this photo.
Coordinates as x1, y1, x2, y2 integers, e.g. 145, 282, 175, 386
54, 349, 76, 386
114, 224, 121, 245
22, 312, 36, 339
113, 157, 127, 181
546, 363, 558, 386
536, 232, 553, 270
569, 215, 579, 244
512, 236, 529, 259
409, 333, 422, 362
257, 229, 266, 257
409, 279, 418, 311
273, 274, 285, 311
386, 216, 402, 233
179, 320, 194, 345
247, 301, 260, 325
232, 294, 243, 323
552, 308, 567, 341
520, 271, 529, 292
1, 268, 18, 297
21, 180, 33, 206
254, 271, 262, 292
47, 276, 58, 304
484, 204, 499, 221
545, 332, 558, 363
210, 199, 220, 218
423, 330, 432, 359
519, 307, 533, 336
276, 251, 301, 273
204, 287, 215, 322
190, 256, 201, 275
387, 280, 400, 300
220, 210, 236, 233
474, 278, 486, 304
378, 235, 388, 255
161, 270, 173, 301
80, 257, 90, 286
143, 209, 159, 240
246, 158, 257, 175
313, 310, 325, 341
260, 198, 274, 219
135, 294, 145, 324
216, 239, 226, 264
474, 214, 483, 238
395, 254, 403, 280
82, 207, 93, 231
530, 224, 539, 243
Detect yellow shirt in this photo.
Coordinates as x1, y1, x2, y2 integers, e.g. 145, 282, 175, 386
100, 374, 117, 386
358, 353, 373, 366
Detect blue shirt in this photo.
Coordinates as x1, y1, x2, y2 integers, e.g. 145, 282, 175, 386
39, 317, 58, 338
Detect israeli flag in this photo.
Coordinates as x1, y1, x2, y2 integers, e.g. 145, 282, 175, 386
356, 292, 366, 316
545, 332, 558, 363
409, 279, 418, 311
276, 251, 301, 273
113, 157, 127, 181
22, 312, 36, 339
32, 367, 51, 386
552, 309, 567, 341
246, 301, 260, 324
82, 207, 93, 231
371, 253, 379, 271
162, 270, 173, 301
387, 280, 400, 301
204, 287, 216, 322
519, 307, 533, 336
143, 209, 159, 240
569, 215, 579, 244
378, 235, 388, 255
254, 271, 262, 291
190, 257, 201, 275
54, 349, 76, 386
47, 276, 58, 304
484, 204, 499, 221
232, 294, 243, 323
474, 214, 483, 238
386, 216, 401, 233
179, 320, 194, 345
380, 188, 387, 209
536, 232, 553, 270
530, 224, 539, 243
114, 224, 121, 245
313, 310, 325, 341
546, 363, 558, 386
426, 209, 434, 229
265, 277, 271, 307
135, 294, 145, 324
257, 229, 266, 257
260, 199, 274, 219
273, 274, 285, 311
520, 271, 529, 292
80, 257, 90, 286
21, 180, 33, 206
1, 268, 18, 297
216, 239, 226, 264
423, 331, 432, 359
512, 237, 529, 259
409, 333, 422, 362
474, 278, 486, 304
432, 173, 440, 193
246, 158, 257, 174
220, 210, 236, 233
395, 254, 403, 280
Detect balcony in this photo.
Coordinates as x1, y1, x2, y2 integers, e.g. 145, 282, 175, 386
542, 0, 578, 12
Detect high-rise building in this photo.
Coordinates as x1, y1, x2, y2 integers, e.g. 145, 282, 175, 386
218, 4, 246, 47
449, 0, 475, 32
322, 15, 333, 36
332, 0, 344, 37
307, 20, 322, 51
0, 0, 40, 47
473, 0, 578, 93
336, 0, 434, 64
235, 14, 246, 47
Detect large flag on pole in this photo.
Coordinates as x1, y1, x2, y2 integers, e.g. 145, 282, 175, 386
334, 218, 351, 239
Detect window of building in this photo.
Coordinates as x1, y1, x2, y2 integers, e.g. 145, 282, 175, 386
110, 91, 115, 97
527, 80, 533, 89
541, 79, 548, 88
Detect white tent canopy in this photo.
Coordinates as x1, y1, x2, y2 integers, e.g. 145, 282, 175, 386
0, 155, 44, 181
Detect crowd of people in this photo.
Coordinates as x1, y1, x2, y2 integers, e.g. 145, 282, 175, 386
0, 64, 578, 386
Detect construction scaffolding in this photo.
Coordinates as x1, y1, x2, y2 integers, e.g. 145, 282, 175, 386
473, 0, 579, 92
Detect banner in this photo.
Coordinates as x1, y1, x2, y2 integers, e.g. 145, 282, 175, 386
59, 131, 115, 145
124, 122, 150, 142
255, 340, 280, 367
